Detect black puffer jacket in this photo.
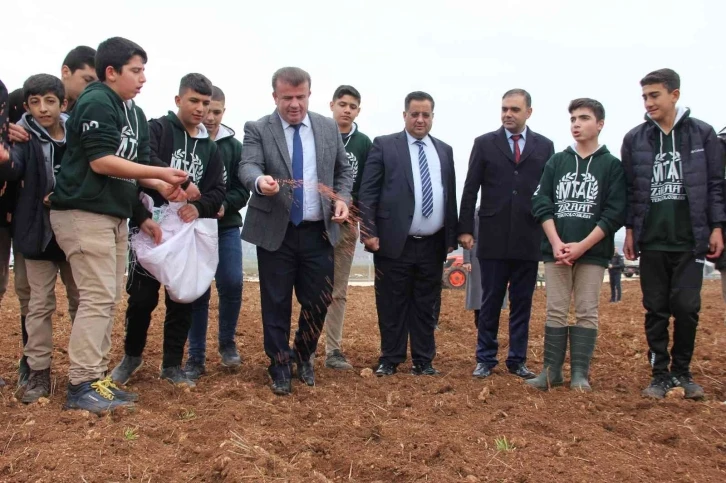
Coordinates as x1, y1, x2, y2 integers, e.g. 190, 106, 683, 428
622, 108, 726, 256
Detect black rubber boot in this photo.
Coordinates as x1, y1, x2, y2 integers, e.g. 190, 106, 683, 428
569, 326, 598, 392
526, 326, 568, 391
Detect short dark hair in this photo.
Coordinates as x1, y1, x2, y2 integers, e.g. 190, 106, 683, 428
211, 86, 225, 103
404, 91, 435, 111
502, 88, 532, 108
332, 85, 361, 103
23, 74, 65, 104
62, 46, 96, 73
272, 67, 311, 91
95, 37, 147, 82
568, 98, 605, 122
179, 73, 213, 96
640, 68, 680, 93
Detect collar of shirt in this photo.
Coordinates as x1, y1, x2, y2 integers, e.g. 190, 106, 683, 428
405, 130, 432, 146
279, 113, 311, 130
505, 126, 528, 141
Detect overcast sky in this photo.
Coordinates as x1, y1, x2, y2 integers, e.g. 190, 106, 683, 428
4, 0, 724, 241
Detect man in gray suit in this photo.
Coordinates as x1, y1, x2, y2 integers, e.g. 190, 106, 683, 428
238, 67, 353, 395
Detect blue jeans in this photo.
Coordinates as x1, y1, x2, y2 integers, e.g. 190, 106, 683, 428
188, 226, 243, 363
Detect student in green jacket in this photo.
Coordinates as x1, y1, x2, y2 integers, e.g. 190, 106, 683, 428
49, 37, 188, 414
323, 85, 372, 370
528, 98, 626, 392
185, 85, 250, 380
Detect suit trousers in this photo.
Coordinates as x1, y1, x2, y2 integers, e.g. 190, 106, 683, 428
476, 259, 538, 368
257, 221, 334, 380
640, 251, 703, 378
124, 250, 192, 368
374, 230, 444, 366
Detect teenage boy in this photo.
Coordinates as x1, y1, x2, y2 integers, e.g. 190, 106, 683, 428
0, 75, 81, 403
323, 85, 372, 370
529, 98, 626, 392
622, 68, 725, 400
185, 86, 249, 379
50, 37, 189, 414
112, 73, 226, 388
6, 46, 97, 387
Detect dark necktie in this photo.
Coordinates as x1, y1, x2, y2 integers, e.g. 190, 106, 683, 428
414, 140, 434, 218
290, 124, 304, 225
511, 134, 522, 163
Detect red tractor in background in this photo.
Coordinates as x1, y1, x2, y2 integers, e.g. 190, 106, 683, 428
442, 254, 467, 289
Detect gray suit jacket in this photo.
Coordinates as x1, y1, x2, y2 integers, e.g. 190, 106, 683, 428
238, 110, 353, 251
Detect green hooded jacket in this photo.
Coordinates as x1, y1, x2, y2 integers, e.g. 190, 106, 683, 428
214, 124, 249, 228
532, 145, 627, 267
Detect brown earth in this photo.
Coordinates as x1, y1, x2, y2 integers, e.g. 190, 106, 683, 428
0, 276, 725, 482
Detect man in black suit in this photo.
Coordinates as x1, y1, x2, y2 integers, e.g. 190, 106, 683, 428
458, 89, 555, 379
358, 91, 458, 376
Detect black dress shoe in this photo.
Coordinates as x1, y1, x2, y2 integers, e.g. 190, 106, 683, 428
375, 362, 397, 376
297, 361, 315, 386
508, 364, 536, 379
271, 377, 292, 395
411, 363, 440, 376
472, 363, 493, 378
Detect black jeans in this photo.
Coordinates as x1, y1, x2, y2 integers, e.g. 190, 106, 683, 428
124, 252, 192, 368
374, 231, 444, 366
639, 251, 703, 378
609, 271, 622, 301
257, 221, 334, 380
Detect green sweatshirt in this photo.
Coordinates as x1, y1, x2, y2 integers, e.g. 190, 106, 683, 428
50, 82, 151, 220
342, 122, 372, 205
532, 145, 627, 267
214, 124, 249, 228
640, 107, 695, 252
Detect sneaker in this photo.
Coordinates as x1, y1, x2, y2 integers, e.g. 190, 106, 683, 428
64, 380, 134, 414
325, 350, 353, 370
110, 355, 143, 385
219, 345, 242, 368
672, 374, 705, 400
184, 359, 206, 381
17, 356, 30, 387
375, 362, 397, 377
411, 363, 441, 376
160, 366, 196, 388
99, 376, 139, 402
641, 375, 673, 399
21, 368, 51, 404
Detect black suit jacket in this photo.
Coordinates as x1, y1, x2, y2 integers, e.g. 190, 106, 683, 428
458, 126, 555, 261
359, 130, 458, 260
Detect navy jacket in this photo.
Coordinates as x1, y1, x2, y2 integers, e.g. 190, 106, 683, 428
358, 130, 458, 260
458, 126, 554, 261
622, 113, 725, 256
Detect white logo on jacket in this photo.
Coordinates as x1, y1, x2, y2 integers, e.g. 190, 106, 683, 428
650, 149, 685, 203
170, 149, 203, 184
554, 172, 599, 219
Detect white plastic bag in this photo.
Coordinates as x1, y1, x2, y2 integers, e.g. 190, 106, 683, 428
131, 196, 219, 303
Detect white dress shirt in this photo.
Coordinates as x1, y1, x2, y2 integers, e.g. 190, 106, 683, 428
280, 113, 323, 221
406, 131, 445, 236
505, 126, 527, 155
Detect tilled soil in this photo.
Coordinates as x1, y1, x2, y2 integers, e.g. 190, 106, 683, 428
0, 276, 725, 482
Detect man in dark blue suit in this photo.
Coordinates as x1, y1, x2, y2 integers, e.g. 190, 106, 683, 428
358, 91, 458, 376
459, 89, 555, 379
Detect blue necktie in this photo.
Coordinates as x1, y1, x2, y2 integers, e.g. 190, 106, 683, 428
415, 140, 434, 218
290, 124, 304, 225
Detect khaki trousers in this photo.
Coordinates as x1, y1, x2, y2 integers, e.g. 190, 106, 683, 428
324, 222, 358, 354
50, 210, 127, 385
544, 262, 605, 330
24, 259, 79, 370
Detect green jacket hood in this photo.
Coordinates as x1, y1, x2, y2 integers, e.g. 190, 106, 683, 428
215, 123, 235, 141
166, 111, 210, 139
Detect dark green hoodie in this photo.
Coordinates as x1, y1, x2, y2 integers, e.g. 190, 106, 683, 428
213, 124, 249, 228
342, 122, 372, 205
532, 145, 627, 267
640, 106, 695, 251
50, 82, 151, 220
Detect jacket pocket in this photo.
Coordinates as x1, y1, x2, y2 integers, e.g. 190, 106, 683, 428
248, 194, 272, 213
